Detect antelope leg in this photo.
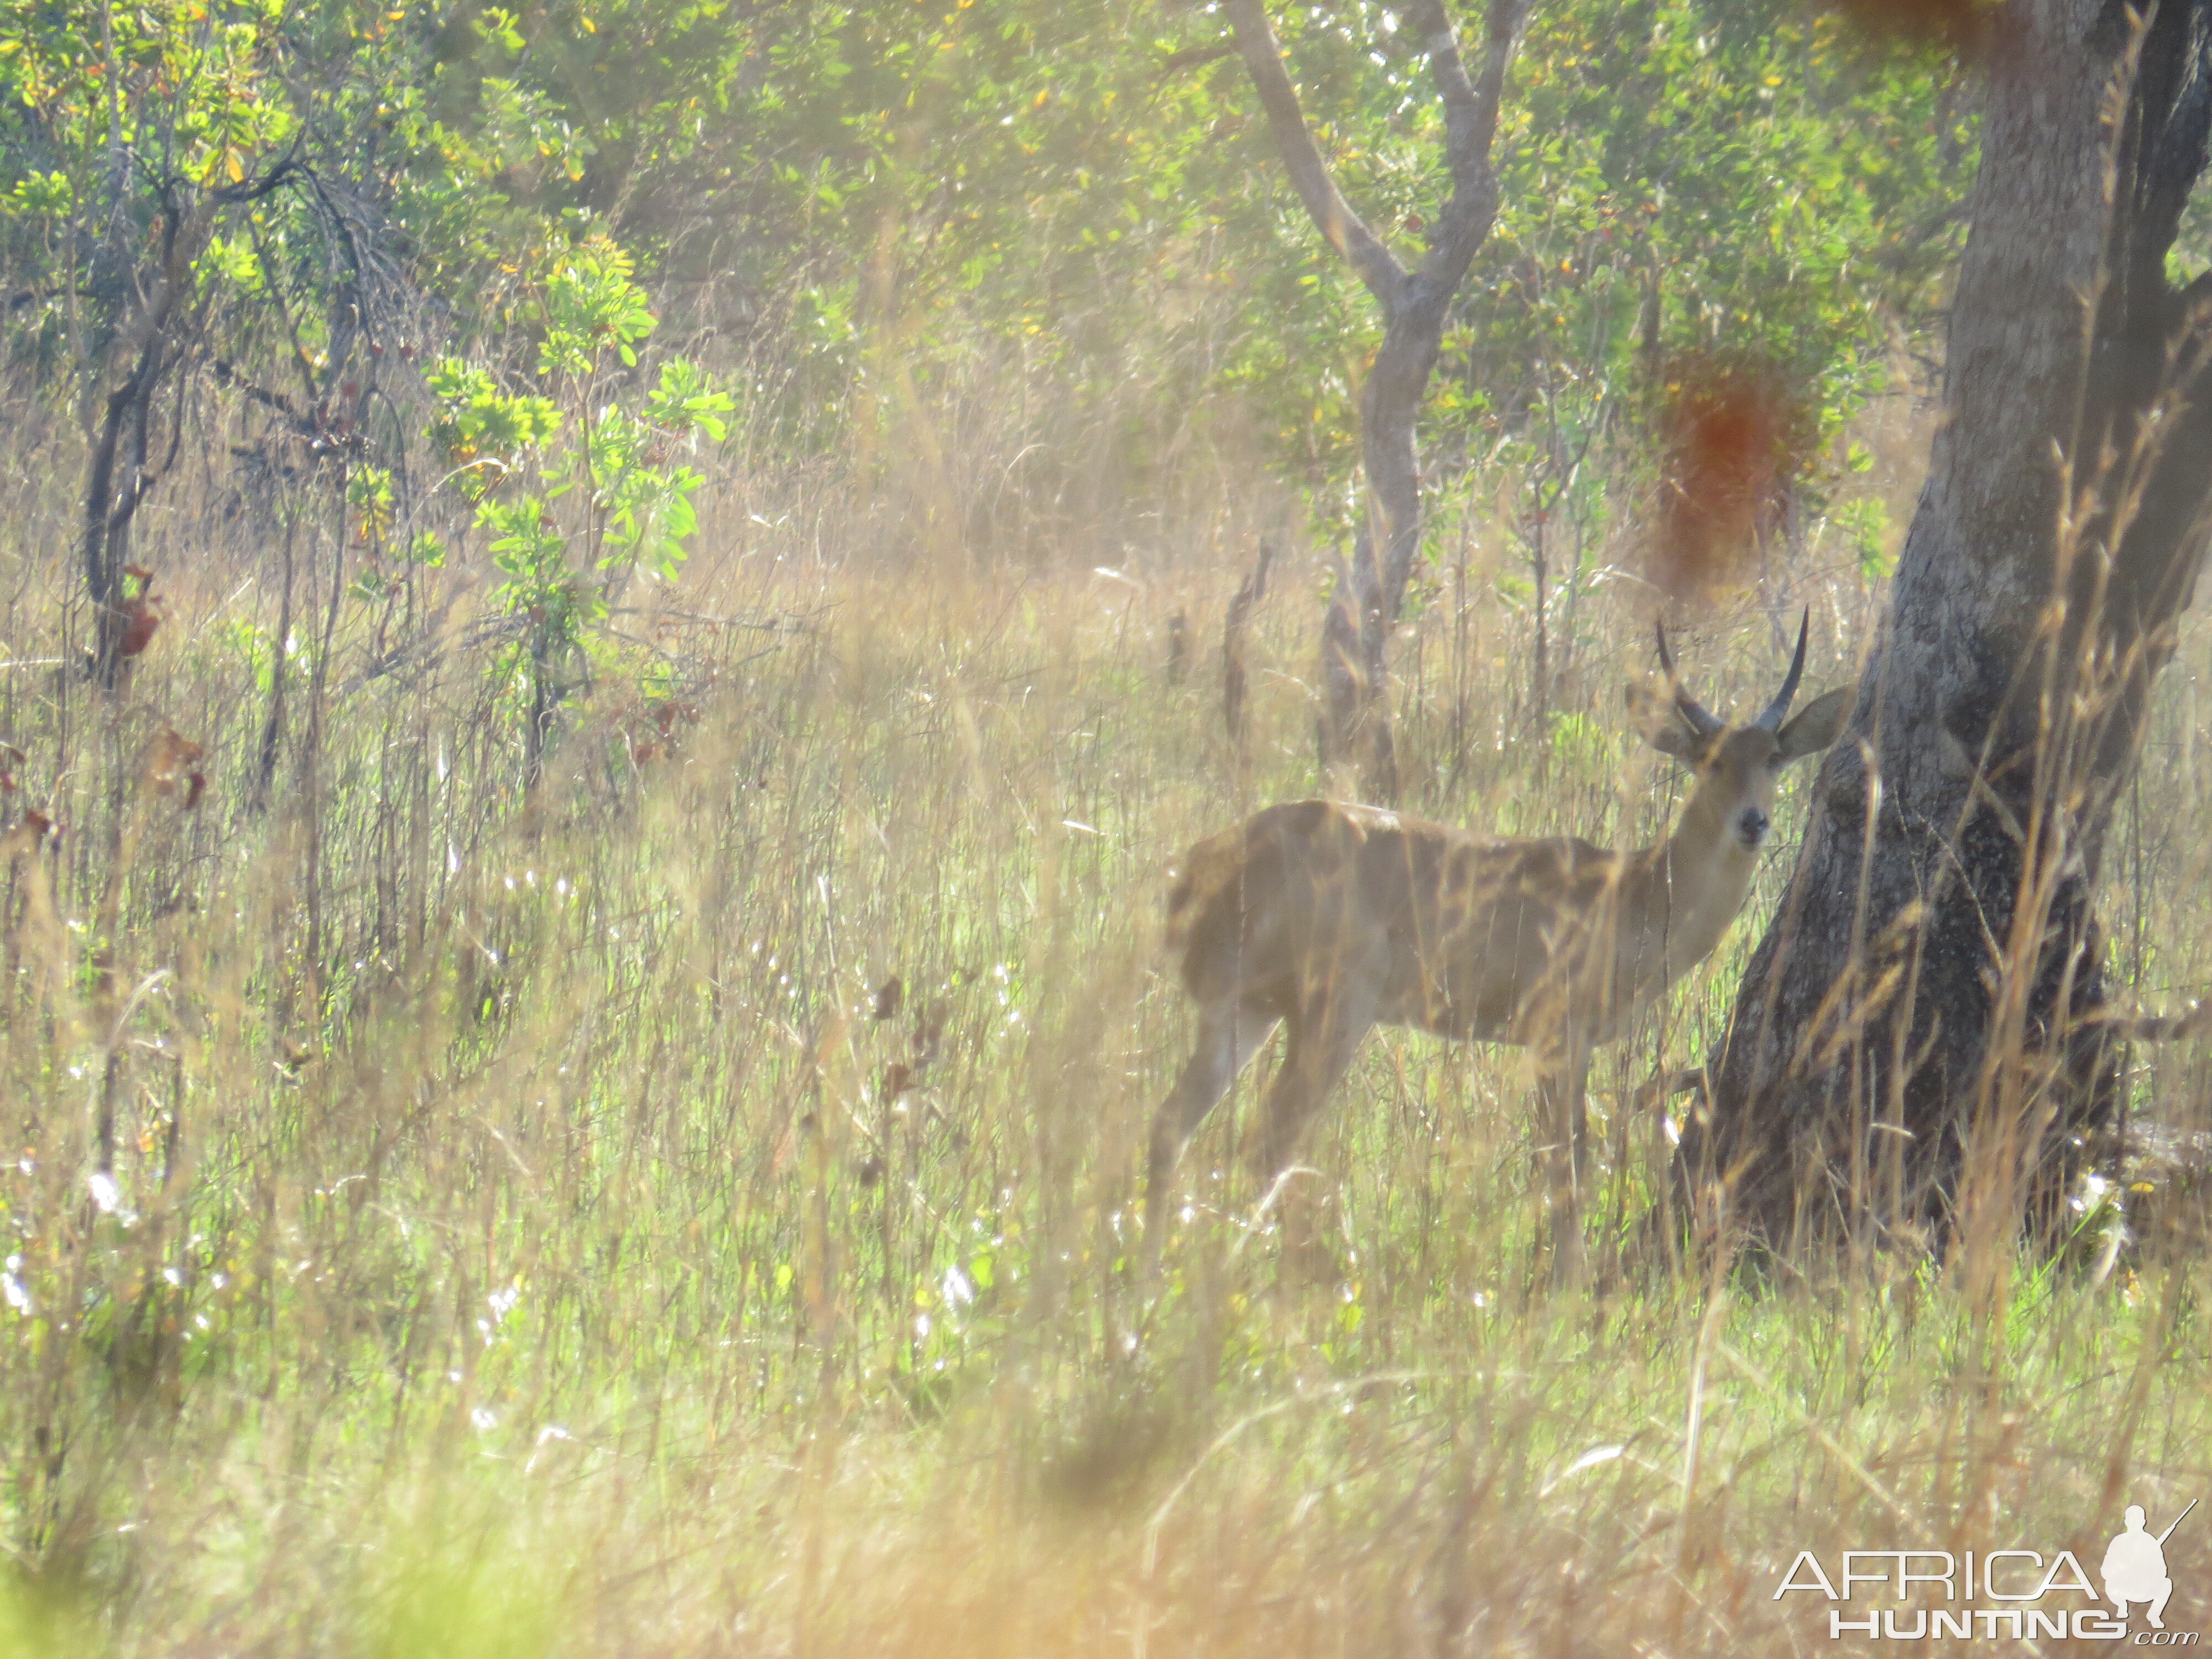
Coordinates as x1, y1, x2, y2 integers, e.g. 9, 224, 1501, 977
1146, 996, 1279, 1244
1541, 1043, 1593, 1290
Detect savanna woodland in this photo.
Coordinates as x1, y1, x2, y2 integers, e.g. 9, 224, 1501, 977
3, 0, 2212, 1650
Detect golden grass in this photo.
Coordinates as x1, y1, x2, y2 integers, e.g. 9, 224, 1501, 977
0, 392, 2206, 1656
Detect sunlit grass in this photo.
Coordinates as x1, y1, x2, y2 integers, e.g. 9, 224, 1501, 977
0, 415, 2205, 1653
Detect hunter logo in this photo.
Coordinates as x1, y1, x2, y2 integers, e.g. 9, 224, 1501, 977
1773, 1500, 2197, 1642
2107, 1504, 2196, 1631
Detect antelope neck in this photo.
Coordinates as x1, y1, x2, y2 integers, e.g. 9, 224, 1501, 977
1645, 777, 1761, 983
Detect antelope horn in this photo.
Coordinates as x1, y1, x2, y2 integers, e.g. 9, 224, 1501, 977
1654, 621, 1724, 737
1754, 609, 1811, 732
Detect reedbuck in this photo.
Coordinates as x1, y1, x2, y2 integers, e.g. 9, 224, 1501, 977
1146, 616, 1851, 1282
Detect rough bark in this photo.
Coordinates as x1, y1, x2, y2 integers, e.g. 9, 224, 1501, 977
1686, 0, 2212, 1254
1224, 0, 1527, 801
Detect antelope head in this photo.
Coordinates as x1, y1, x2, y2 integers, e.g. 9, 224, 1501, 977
1627, 612, 1853, 857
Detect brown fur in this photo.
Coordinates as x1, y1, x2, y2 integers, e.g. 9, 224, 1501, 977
1145, 655, 1853, 1285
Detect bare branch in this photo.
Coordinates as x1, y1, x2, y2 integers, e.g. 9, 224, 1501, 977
1407, 0, 1528, 292
211, 358, 310, 428
1223, 538, 1276, 751
1158, 41, 1238, 77
1222, 0, 1408, 314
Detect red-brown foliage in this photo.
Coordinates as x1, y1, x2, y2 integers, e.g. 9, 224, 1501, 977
145, 727, 207, 810
118, 565, 164, 660
1646, 356, 1810, 606
1823, 0, 1991, 59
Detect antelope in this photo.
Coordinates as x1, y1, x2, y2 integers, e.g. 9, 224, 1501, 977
1146, 615, 1852, 1283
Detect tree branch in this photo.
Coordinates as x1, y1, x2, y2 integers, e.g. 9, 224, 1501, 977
1408, 0, 1527, 293
210, 358, 313, 429
1222, 0, 1408, 314
1158, 41, 1238, 78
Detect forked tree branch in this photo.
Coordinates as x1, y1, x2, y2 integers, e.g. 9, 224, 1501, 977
1223, 0, 1528, 321
1222, 0, 1407, 313
1410, 0, 1526, 292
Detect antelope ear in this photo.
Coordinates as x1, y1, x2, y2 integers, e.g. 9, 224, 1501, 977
1777, 686, 1853, 762
1625, 681, 1697, 758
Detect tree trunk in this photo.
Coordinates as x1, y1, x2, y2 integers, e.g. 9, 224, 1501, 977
82, 344, 163, 687
1319, 273, 1468, 801
1226, 0, 1526, 802
1686, 1, 2212, 1254
79, 192, 216, 686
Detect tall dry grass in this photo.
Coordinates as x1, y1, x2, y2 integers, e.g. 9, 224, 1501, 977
0, 361, 2206, 1657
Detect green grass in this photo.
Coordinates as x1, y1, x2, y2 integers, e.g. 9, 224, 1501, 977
0, 446, 2206, 1655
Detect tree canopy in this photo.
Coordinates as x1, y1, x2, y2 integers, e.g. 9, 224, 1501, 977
4, 0, 1973, 571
